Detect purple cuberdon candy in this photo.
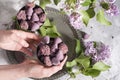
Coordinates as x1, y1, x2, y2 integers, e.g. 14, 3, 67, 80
41, 36, 50, 44
56, 50, 64, 61
20, 21, 28, 30
44, 56, 52, 66
26, 2, 35, 20
17, 10, 26, 20
51, 57, 60, 66
51, 37, 62, 52
34, 8, 43, 14
32, 13, 39, 22
58, 42, 68, 54
37, 36, 68, 67
31, 22, 43, 31
39, 45, 51, 56
39, 13, 46, 22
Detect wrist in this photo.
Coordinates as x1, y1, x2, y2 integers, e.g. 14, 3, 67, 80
15, 64, 30, 78
0, 64, 29, 80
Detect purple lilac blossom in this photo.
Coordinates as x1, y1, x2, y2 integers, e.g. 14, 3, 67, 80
60, 0, 83, 14
84, 41, 110, 62
77, 0, 85, 3
84, 41, 94, 48
104, 0, 120, 16
105, 0, 116, 3
83, 33, 90, 39
69, 12, 83, 29
60, 1, 84, 29
60, 3, 72, 14
84, 41, 97, 56
106, 3, 119, 16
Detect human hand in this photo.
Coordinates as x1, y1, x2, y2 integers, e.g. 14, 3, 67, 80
23, 56, 67, 78
0, 30, 40, 56
0, 56, 67, 80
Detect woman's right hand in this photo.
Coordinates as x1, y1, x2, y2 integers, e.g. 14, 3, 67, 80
21, 56, 68, 79
0, 56, 67, 80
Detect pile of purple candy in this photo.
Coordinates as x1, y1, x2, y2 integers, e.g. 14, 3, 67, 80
37, 36, 68, 67
16, 2, 46, 31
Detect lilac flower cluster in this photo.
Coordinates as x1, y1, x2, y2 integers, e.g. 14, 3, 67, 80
61, 0, 84, 14
60, 1, 84, 29
84, 41, 110, 62
105, 0, 120, 16
69, 12, 83, 29
60, 0, 120, 29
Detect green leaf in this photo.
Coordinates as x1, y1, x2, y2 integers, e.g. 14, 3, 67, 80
39, 18, 61, 37
91, 0, 96, 3
14, 17, 20, 30
80, 10, 90, 26
12, 16, 16, 21
43, 18, 52, 26
65, 0, 76, 6
93, 61, 110, 71
100, 1, 110, 10
75, 39, 81, 55
83, 69, 100, 77
75, 57, 90, 69
46, 25, 61, 37
70, 72, 76, 78
81, 0, 92, 6
53, 0, 60, 5
60, 9, 66, 14
39, 26, 47, 36
66, 60, 77, 68
96, 10, 112, 26
93, 41, 97, 47
86, 8, 95, 18
39, 0, 51, 9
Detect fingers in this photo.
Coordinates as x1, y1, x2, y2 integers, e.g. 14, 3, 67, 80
29, 44, 36, 52
16, 37, 29, 47
53, 56, 68, 70
46, 56, 68, 75
13, 38, 33, 56
27, 39, 39, 50
20, 47, 33, 56
13, 42, 32, 56
11, 30, 40, 56
60, 56, 68, 67
29, 60, 39, 64
14, 38, 37, 56
15, 30, 40, 41
23, 59, 39, 64
21, 56, 68, 78
12, 33, 29, 48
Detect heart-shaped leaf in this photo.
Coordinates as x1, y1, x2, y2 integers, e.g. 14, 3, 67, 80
96, 10, 112, 26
